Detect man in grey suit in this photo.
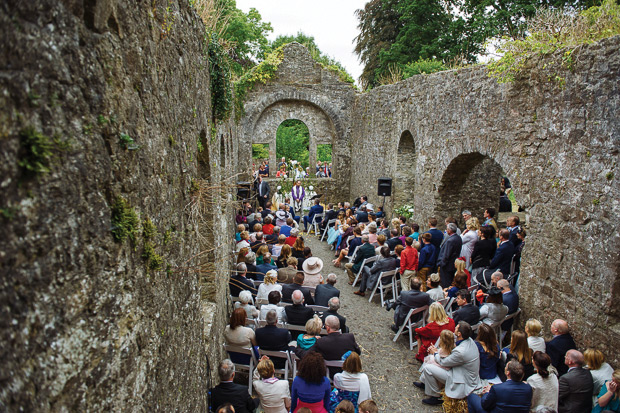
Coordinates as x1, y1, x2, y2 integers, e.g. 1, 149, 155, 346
314, 273, 340, 307
387, 277, 433, 332
437, 223, 463, 288
355, 246, 396, 296
558, 350, 594, 413
416, 321, 481, 406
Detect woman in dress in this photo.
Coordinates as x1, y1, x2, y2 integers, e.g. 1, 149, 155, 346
236, 247, 249, 264
460, 217, 480, 268
234, 290, 259, 320
330, 352, 372, 412
292, 237, 306, 266
585, 348, 615, 404
291, 351, 331, 412
327, 212, 346, 246
479, 287, 508, 325
296, 315, 323, 350
236, 230, 250, 252
454, 257, 472, 287
470, 225, 497, 283
271, 235, 287, 259
414, 302, 455, 362
276, 244, 292, 269
253, 356, 291, 413
475, 323, 502, 383
262, 216, 275, 235
444, 271, 468, 299
257, 270, 282, 301
593, 369, 620, 413
224, 308, 256, 347
527, 351, 559, 412
333, 225, 361, 267
502, 330, 535, 379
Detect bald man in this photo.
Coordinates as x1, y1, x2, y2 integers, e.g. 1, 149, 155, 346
558, 350, 593, 412
546, 319, 576, 376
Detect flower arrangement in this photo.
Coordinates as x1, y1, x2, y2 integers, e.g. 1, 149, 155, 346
394, 204, 415, 219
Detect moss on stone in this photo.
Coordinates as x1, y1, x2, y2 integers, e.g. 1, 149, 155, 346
111, 197, 139, 243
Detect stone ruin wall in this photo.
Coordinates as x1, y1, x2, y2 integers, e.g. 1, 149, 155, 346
349, 36, 620, 364
0, 1, 235, 410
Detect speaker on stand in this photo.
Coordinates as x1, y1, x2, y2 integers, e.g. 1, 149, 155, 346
377, 177, 392, 211
236, 181, 252, 201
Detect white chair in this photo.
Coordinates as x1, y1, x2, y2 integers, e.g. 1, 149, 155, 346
321, 219, 337, 242
341, 244, 360, 267
324, 359, 344, 382
368, 269, 399, 307
310, 213, 324, 235
257, 349, 292, 381
255, 298, 268, 308
392, 305, 429, 351
352, 255, 379, 287
223, 344, 257, 395
443, 297, 455, 317
256, 319, 285, 328
308, 305, 329, 313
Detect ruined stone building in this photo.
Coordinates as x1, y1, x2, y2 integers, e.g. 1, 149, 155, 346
1, 1, 618, 410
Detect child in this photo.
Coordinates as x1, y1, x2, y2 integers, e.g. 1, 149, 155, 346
423, 329, 456, 368
525, 318, 546, 353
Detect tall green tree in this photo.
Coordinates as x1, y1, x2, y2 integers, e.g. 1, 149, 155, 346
276, 120, 309, 168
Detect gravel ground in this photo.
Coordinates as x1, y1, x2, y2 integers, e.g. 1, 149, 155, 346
304, 234, 443, 413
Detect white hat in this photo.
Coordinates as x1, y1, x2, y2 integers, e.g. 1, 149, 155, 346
302, 257, 324, 275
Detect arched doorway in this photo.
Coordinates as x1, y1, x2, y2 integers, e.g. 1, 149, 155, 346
276, 119, 310, 171
436, 152, 510, 229
393, 131, 416, 208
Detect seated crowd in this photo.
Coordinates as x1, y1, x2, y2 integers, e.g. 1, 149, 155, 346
218, 198, 617, 413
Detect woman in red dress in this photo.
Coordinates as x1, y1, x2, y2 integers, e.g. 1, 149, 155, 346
414, 302, 455, 362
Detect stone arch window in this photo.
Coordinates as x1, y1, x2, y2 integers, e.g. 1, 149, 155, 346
393, 130, 416, 208
276, 119, 310, 173
436, 152, 520, 229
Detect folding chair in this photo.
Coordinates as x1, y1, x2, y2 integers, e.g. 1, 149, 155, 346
321, 219, 337, 242
257, 349, 292, 381
501, 308, 522, 342
223, 344, 257, 394
245, 318, 257, 329
341, 245, 360, 267
256, 319, 285, 328
352, 255, 379, 287
368, 269, 398, 307
310, 213, 324, 235
325, 360, 344, 381
255, 298, 268, 308
253, 280, 263, 289
392, 305, 429, 351
308, 305, 329, 313
443, 297, 455, 316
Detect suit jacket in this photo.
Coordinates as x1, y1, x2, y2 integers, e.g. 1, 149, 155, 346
489, 241, 515, 276
501, 290, 519, 331
369, 256, 398, 276
281, 283, 314, 305
314, 284, 340, 307
255, 262, 277, 280
418, 243, 437, 270
453, 303, 480, 326
426, 228, 444, 251
558, 367, 593, 413
386, 236, 402, 251
437, 337, 481, 399
277, 266, 297, 284
257, 181, 270, 198
310, 332, 361, 375
261, 209, 273, 219
229, 274, 257, 298
210, 382, 256, 413
245, 263, 259, 280
284, 304, 315, 326
480, 379, 533, 413
394, 289, 433, 327
347, 236, 363, 256
547, 334, 577, 376
438, 234, 463, 271
255, 325, 292, 351
508, 226, 522, 248
352, 242, 376, 273
355, 211, 369, 223
471, 238, 497, 269
321, 209, 338, 227
320, 310, 347, 333
307, 204, 324, 223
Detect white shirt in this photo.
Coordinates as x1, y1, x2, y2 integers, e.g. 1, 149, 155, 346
527, 373, 559, 412
257, 283, 283, 301
527, 336, 546, 353
259, 304, 287, 323
428, 287, 445, 302
252, 370, 291, 413
333, 371, 372, 404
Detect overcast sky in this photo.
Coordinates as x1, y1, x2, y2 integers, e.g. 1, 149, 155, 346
236, 0, 367, 84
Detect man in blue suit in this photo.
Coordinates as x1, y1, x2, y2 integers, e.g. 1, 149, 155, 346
498, 279, 519, 333
437, 223, 462, 288
489, 229, 515, 276
467, 360, 532, 412
425, 217, 444, 251
303, 198, 323, 232
547, 319, 577, 376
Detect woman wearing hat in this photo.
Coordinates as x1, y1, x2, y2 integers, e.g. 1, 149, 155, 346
302, 256, 324, 288
479, 286, 508, 325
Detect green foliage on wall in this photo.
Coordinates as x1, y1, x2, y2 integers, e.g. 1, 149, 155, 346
111, 197, 139, 243
208, 33, 233, 122
18, 127, 54, 178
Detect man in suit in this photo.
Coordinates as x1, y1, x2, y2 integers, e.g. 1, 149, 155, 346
256, 176, 270, 209
355, 245, 395, 296
417, 233, 437, 291
314, 273, 340, 307
385, 228, 402, 251
437, 223, 463, 288
229, 263, 257, 298
416, 321, 481, 406
209, 359, 258, 413
255, 310, 292, 368
547, 319, 577, 376
249, 232, 265, 253
283, 290, 315, 327
425, 217, 444, 251
506, 215, 522, 248
247, 214, 262, 234
452, 289, 480, 326
558, 350, 594, 412
255, 252, 277, 281
490, 229, 515, 277
498, 279, 519, 334
355, 205, 369, 223
303, 198, 324, 233
310, 315, 361, 375
388, 277, 433, 332
377, 219, 390, 237
320, 203, 338, 231
467, 360, 532, 412
261, 201, 274, 219
281, 272, 314, 304
320, 297, 347, 333
345, 234, 377, 285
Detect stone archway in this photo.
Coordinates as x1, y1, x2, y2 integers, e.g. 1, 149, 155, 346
393, 130, 416, 209
435, 152, 506, 228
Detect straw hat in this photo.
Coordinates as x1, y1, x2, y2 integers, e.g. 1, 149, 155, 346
430, 273, 441, 283
302, 257, 324, 275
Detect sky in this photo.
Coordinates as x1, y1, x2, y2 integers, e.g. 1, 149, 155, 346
236, 0, 367, 85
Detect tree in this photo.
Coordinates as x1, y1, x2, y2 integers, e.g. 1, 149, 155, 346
276, 120, 309, 168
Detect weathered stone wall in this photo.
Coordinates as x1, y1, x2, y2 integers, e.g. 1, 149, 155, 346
0, 0, 232, 410
349, 37, 620, 364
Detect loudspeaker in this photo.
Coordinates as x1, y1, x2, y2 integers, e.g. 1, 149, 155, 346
237, 181, 251, 200
377, 177, 392, 197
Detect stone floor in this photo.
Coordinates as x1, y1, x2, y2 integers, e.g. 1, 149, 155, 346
303, 233, 443, 413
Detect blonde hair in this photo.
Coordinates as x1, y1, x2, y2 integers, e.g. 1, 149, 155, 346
264, 270, 277, 285
305, 315, 323, 335
428, 302, 449, 324
525, 319, 542, 336
256, 244, 269, 258
612, 370, 620, 400
466, 217, 480, 231
240, 231, 249, 240
256, 358, 275, 379
439, 329, 456, 354
454, 258, 467, 273
391, 218, 400, 229
584, 348, 606, 370
237, 224, 245, 232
